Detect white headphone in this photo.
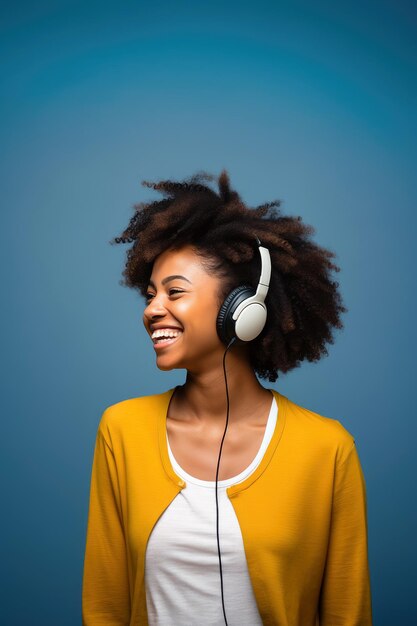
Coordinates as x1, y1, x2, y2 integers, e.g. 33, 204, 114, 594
216, 238, 271, 344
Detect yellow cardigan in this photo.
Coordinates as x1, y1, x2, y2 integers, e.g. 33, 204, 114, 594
82, 388, 373, 625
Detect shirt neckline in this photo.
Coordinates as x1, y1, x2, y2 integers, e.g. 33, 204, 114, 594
166, 394, 278, 489
157, 387, 287, 497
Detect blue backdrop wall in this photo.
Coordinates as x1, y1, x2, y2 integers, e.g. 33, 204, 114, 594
1, 1, 416, 624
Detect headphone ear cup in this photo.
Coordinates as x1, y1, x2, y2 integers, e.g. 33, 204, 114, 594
217, 286, 255, 345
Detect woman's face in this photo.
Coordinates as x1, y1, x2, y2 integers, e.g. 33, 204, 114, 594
142, 245, 228, 372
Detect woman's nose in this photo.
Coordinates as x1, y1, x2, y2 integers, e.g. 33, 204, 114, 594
144, 294, 167, 320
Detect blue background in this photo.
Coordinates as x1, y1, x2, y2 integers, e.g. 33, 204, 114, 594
1, 1, 416, 624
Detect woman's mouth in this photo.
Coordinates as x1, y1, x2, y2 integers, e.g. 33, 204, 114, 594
151, 328, 183, 350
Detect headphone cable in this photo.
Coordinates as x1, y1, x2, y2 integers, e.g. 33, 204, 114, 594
215, 336, 236, 626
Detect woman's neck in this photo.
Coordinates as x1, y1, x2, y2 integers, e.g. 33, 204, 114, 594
174, 346, 272, 427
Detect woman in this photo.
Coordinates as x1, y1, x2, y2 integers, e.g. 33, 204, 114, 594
82, 171, 373, 625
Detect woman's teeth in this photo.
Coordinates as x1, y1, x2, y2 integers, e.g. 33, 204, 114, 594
151, 329, 182, 344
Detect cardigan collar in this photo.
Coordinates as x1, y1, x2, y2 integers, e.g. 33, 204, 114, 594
157, 386, 287, 497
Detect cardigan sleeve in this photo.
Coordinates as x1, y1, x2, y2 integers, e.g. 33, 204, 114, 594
318, 442, 373, 625
82, 423, 131, 626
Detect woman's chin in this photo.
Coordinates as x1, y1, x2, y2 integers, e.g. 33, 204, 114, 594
156, 362, 176, 371
155, 355, 184, 371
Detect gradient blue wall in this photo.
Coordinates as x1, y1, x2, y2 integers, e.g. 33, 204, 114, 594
1, 1, 416, 624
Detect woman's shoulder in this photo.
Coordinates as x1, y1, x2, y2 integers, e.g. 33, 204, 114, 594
97, 387, 175, 442
277, 391, 356, 462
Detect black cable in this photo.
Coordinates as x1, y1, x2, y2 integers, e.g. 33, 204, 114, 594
215, 336, 237, 626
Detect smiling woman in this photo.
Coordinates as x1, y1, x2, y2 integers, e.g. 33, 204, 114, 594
82, 170, 373, 626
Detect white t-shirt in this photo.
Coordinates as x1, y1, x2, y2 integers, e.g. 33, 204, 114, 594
145, 395, 278, 625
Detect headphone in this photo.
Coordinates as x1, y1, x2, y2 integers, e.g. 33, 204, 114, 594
216, 237, 271, 344
214, 238, 271, 625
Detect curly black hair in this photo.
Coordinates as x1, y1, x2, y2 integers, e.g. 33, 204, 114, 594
110, 170, 347, 382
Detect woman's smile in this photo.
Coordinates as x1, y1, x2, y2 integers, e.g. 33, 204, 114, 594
152, 328, 184, 350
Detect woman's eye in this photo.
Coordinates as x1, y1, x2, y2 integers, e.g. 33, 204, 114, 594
145, 289, 183, 302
